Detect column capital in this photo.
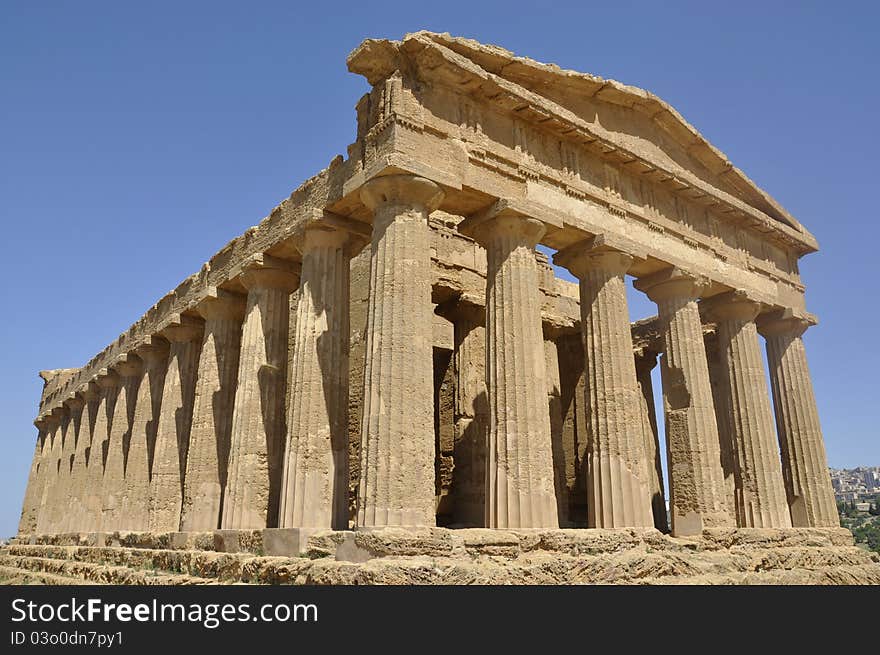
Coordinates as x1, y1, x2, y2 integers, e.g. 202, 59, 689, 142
701, 290, 762, 323
235, 253, 300, 293
634, 347, 658, 373
554, 234, 645, 279
78, 381, 101, 402
194, 287, 247, 322
458, 200, 546, 248
633, 267, 710, 303
135, 335, 171, 367
757, 308, 817, 338
95, 368, 120, 390
293, 211, 371, 258
33, 416, 50, 431
110, 354, 144, 379
49, 406, 67, 424
360, 174, 444, 214
63, 393, 86, 412
159, 315, 205, 343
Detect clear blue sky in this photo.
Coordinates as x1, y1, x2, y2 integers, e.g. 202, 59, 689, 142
2, 1, 877, 537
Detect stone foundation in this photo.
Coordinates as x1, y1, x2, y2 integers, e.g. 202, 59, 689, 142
3, 527, 878, 585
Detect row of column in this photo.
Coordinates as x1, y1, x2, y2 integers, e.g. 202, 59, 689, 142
20, 174, 838, 538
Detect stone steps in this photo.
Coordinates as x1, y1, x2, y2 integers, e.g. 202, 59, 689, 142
3, 527, 879, 585
0, 564, 86, 586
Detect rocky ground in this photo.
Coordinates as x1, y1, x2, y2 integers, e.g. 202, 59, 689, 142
1, 527, 878, 585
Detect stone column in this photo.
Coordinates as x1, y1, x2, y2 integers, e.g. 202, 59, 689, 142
18, 418, 49, 535
704, 330, 737, 517
122, 339, 169, 531
279, 226, 352, 530
758, 311, 838, 527
180, 290, 245, 532
36, 408, 64, 534
67, 383, 100, 532
58, 394, 86, 533
635, 350, 668, 532
45, 406, 73, 534
634, 268, 731, 535
222, 256, 298, 530
150, 319, 202, 532
101, 357, 142, 532
460, 209, 558, 529
556, 243, 654, 528
357, 175, 443, 528
704, 292, 791, 528
83, 370, 119, 533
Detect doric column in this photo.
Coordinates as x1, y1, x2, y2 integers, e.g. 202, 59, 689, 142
83, 370, 119, 533
704, 292, 791, 528
150, 318, 202, 532
634, 268, 732, 535
122, 338, 169, 531
101, 356, 142, 532
36, 408, 64, 534
45, 406, 73, 534
57, 394, 86, 533
180, 290, 245, 532
634, 349, 668, 532
437, 298, 488, 527
222, 255, 298, 530
556, 242, 653, 528
280, 226, 353, 530
704, 330, 737, 518
758, 311, 838, 527
357, 174, 443, 528
18, 418, 49, 535
67, 383, 100, 532
459, 206, 558, 529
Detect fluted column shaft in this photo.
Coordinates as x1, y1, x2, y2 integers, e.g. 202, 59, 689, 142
635, 351, 668, 532
222, 260, 298, 530
180, 292, 245, 532
357, 175, 443, 527
557, 246, 653, 528
58, 397, 86, 533
101, 358, 142, 531
471, 214, 558, 529
67, 384, 100, 532
44, 408, 71, 534
635, 270, 731, 535
19, 421, 49, 534
706, 293, 791, 528
759, 315, 838, 527
35, 414, 62, 534
150, 323, 202, 532
83, 372, 118, 532
280, 227, 351, 530
122, 341, 169, 531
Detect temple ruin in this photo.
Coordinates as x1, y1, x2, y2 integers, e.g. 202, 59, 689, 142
10, 32, 877, 585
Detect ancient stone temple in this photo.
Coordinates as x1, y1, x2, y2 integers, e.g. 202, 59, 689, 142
7, 32, 878, 585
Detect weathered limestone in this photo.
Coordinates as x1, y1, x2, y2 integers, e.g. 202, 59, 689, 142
67, 383, 100, 532
222, 256, 299, 530
703, 292, 791, 528
18, 420, 48, 535
33, 412, 61, 535
705, 330, 738, 518
279, 226, 353, 530
758, 312, 838, 527
57, 395, 86, 533
121, 339, 169, 531
460, 208, 558, 529
180, 291, 245, 532
635, 268, 732, 536
83, 371, 119, 533
101, 357, 142, 532
357, 175, 443, 528
634, 350, 668, 532
149, 319, 202, 532
44, 407, 71, 534
555, 241, 653, 528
